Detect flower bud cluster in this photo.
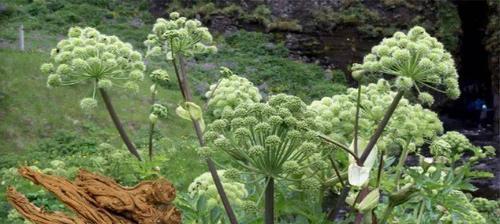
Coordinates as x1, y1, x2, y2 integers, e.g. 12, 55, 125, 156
150, 69, 170, 86
205, 72, 262, 118
149, 103, 168, 123
472, 197, 499, 213
429, 131, 494, 162
41, 27, 145, 112
145, 12, 217, 58
307, 79, 443, 150
188, 170, 248, 210
352, 26, 460, 103
205, 94, 321, 179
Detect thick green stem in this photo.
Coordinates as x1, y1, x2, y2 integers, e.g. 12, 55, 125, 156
328, 91, 404, 220
354, 85, 362, 156
376, 150, 385, 187
171, 55, 238, 224
148, 122, 155, 161
395, 146, 409, 190
358, 91, 404, 164
354, 187, 369, 224
148, 90, 156, 161
99, 88, 142, 161
265, 177, 274, 224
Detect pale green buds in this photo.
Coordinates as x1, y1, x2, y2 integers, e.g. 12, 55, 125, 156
151, 103, 168, 123
124, 81, 139, 93
430, 139, 451, 157
169, 12, 180, 19
146, 12, 217, 58
223, 168, 240, 180
265, 135, 281, 147
150, 69, 170, 83
149, 113, 158, 123
47, 74, 62, 87
129, 70, 144, 81
205, 93, 315, 179
206, 69, 262, 118
352, 26, 460, 102
80, 97, 98, 113
307, 80, 443, 150
43, 26, 146, 110
188, 170, 248, 210
283, 160, 300, 175
395, 76, 413, 91
418, 92, 434, 106
197, 146, 214, 158
97, 79, 113, 89
40, 63, 54, 75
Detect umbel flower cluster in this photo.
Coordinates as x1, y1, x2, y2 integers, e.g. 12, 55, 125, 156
307, 79, 443, 151
188, 170, 248, 210
204, 94, 322, 185
205, 69, 262, 118
429, 131, 495, 161
149, 103, 168, 124
40, 27, 145, 112
144, 12, 217, 58
352, 26, 460, 105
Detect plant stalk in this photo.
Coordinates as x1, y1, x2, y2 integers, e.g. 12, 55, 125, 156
354, 85, 362, 156
148, 122, 155, 161
99, 88, 142, 161
148, 90, 157, 161
358, 91, 404, 164
354, 187, 370, 224
265, 177, 274, 224
328, 91, 404, 220
394, 146, 409, 190
171, 55, 238, 224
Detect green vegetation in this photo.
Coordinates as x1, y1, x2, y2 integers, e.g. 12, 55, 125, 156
0, 1, 497, 224
0, 0, 152, 48
196, 31, 347, 102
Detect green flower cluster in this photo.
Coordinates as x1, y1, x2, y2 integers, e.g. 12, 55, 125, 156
429, 131, 472, 157
40, 27, 145, 112
351, 26, 460, 104
187, 170, 248, 210
204, 94, 322, 179
205, 72, 262, 118
439, 190, 486, 224
149, 103, 168, 123
145, 12, 217, 58
307, 79, 443, 150
150, 69, 170, 87
428, 131, 496, 162
472, 198, 499, 213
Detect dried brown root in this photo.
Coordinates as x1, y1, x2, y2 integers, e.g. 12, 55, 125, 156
6, 166, 181, 224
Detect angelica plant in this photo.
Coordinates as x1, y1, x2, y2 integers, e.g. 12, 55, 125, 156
325, 26, 460, 222
204, 94, 322, 223
205, 67, 262, 118
41, 27, 145, 161
145, 12, 238, 223
188, 170, 248, 210
147, 69, 170, 161
180, 170, 250, 223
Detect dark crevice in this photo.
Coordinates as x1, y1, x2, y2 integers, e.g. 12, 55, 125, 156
442, 0, 493, 135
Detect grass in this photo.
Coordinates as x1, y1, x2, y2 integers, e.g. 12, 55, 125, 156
0, 49, 196, 154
